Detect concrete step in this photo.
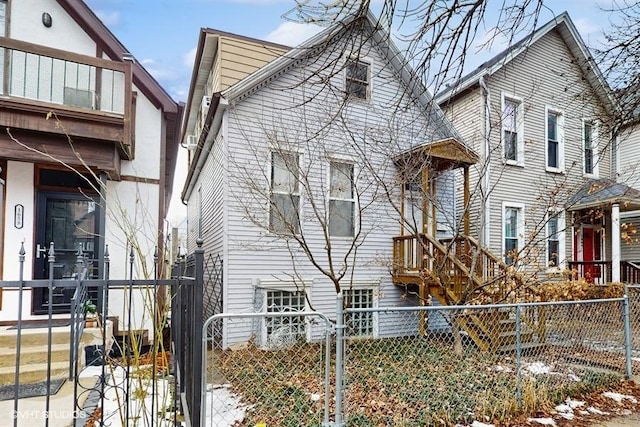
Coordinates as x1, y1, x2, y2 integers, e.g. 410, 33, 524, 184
0, 329, 71, 347
0, 343, 70, 368
0, 360, 69, 385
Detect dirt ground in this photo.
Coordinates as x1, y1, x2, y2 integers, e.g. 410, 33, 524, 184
591, 413, 640, 426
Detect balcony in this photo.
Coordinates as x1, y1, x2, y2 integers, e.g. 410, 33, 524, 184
0, 36, 134, 177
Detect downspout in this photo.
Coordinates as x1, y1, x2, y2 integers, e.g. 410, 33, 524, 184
478, 75, 491, 248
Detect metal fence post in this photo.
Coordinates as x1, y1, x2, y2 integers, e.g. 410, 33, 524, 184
515, 304, 522, 408
624, 285, 633, 379
192, 238, 205, 427
335, 292, 345, 427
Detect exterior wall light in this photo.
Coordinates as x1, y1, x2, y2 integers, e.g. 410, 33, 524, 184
42, 12, 53, 28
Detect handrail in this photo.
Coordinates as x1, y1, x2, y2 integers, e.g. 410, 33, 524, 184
621, 260, 640, 284
393, 233, 529, 304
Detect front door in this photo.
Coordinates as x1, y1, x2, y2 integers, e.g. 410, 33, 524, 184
32, 192, 99, 314
581, 227, 602, 282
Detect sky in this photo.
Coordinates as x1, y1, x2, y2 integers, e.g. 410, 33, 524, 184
82, 0, 617, 224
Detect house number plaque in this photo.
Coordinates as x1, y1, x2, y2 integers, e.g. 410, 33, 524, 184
14, 204, 24, 229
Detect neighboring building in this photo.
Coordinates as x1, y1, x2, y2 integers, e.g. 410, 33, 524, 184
0, 0, 182, 321
181, 13, 481, 347
435, 12, 633, 284
616, 114, 640, 266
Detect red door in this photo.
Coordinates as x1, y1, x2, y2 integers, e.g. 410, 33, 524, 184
581, 228, 601, 282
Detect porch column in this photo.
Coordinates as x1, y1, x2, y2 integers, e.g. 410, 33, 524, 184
463, 165, 470, 236
612, 203, 621, 283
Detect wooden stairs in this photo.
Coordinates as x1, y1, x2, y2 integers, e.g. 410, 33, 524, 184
392, 233, 545, 352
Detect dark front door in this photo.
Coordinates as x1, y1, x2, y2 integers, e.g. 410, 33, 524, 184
33, 192, 99, 314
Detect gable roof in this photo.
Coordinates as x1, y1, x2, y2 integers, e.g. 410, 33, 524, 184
435, 12, 617, 112
222, 10, 463, 143
56, 0, 182, 213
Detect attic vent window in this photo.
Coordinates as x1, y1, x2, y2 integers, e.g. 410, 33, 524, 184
345, 59, 370, 101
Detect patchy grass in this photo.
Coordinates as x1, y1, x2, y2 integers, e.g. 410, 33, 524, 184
209, 337, 624, 426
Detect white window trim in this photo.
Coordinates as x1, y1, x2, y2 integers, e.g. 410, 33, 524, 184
256, 279, 313, 345
582, 118, 599, 178
328, 159, 358, 239
545, 106, 565, 173
545, 210, 566, 272
343, 280, 380, 338
267, 149, 303, 235
501, 92, 525, 166
502, 202, 525, 265
344, 55, 373, 102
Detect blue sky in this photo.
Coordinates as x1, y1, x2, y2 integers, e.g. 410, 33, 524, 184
85, 0, 613, 104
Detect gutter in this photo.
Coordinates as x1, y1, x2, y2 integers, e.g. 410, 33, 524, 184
181, 93, 226, 201
479, 76, 491, 247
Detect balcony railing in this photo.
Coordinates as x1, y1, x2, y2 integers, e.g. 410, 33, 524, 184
568, 261, 612, 285
0, 36, 133, 158
0, 36, 129, 113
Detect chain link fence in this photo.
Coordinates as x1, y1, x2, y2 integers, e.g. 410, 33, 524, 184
202, 294, 639, 426
202, 312, 333, 426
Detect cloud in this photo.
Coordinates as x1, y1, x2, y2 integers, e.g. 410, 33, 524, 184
264, 21, 323, 46
139, 58, 179, 81
94, 9, 120, 27
474, 27, 510, 55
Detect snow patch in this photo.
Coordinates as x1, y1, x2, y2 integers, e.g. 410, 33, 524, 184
205, 384, 248, 427
603, 392, 638, 404
525, 362, 551, 375
587, 406, 608, 415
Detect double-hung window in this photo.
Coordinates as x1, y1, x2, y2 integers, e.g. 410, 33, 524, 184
344, 288, 374, 337
503, 204, 523, 265
329, 161, 355, 237
583, 120, 598, 176
345, 59, 370, 101
547, 213, 560, 267
502, 96, 523, 163
546, 108, 564, 171
270, 152, 300, 234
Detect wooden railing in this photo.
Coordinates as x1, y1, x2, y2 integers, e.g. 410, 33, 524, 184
392, 233, 525, 304
621, 261, 640, 284
568, 261, 612, 285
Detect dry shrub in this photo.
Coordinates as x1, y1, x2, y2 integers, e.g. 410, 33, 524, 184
534, 279, 624, 302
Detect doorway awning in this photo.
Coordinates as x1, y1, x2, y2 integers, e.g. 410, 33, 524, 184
566, 179, 640, 212
393, 137, 478, 172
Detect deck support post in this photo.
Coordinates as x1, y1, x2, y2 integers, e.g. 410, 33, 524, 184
463, 165, 470, 236
418, 285, 427, 336
612, 203, 621, 283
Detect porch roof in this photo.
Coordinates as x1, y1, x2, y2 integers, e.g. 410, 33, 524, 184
393, 137, 478, 171
566, 179, 640, 212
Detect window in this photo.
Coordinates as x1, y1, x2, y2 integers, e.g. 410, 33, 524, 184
502, 95, 523, 163
270, 152, 300, 234
503, 204, 523, 265
329, 161, 355, 237
583, 120, 598, 176
265, 289, 306, 343
344, 288, 374, 336
547, 213, 560, 267
546, 108, 564, 171
345, 59, 370, 100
